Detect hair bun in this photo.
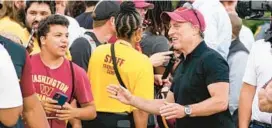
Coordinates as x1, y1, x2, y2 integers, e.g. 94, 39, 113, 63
120, 1, 136, 14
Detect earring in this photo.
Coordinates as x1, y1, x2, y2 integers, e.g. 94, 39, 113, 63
135, 37, 141, 42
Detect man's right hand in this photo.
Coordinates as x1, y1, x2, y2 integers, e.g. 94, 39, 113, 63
41, 99, 61, 114
107, 85, 133, 105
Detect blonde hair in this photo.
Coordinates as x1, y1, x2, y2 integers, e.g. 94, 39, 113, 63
93, 19, 108, 28
0, 1, 24, 26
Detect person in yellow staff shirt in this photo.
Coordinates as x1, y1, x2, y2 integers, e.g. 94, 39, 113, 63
87, 1, 154, 128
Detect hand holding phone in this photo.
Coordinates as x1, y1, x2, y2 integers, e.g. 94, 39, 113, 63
41, 98, 61, 114
53, 92, 68, 106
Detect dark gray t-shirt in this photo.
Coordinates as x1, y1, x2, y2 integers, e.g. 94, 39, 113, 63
70, 32, 101, 72
140, 31, 169, 57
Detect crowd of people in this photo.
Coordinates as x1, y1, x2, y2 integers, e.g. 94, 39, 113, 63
0, 0, 272, 128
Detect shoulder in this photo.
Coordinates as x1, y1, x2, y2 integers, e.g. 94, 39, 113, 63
0, 36, 25, 50
154, 36, 169, 43
204, 48, 225, 60
0, 36, 27, 60
241, 25, 253, 34
202, 48, 228, 67
0, 45, 13, 67
64, 15, 80, 25
29, 54, 40, 61
70, 61, 86, 76
71, 37, 90, 47
0, 17, 22, 27
0, 44, 8, 56
251, 39, 270, 53
228, 51, 249, 64
93, 44, 110, 52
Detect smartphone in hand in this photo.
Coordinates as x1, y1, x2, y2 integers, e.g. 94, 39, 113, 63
53, 92, 68, 106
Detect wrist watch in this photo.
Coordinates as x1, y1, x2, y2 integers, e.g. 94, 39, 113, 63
184, 105, 192, 117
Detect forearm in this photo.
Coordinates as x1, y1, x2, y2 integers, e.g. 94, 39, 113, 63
190, 97, 228, 117
75, 103, 96, 120
69, 100, 82, 128
130, 96, 165, 115
23, 95, 49, 128
0, 106, 23, 127
68, 118, 82, 128
133, 109, 148, 128
238, 87, 255, 128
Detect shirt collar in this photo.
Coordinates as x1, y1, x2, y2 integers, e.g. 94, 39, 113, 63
187, 41, 207, 58
116, 39, 133, 47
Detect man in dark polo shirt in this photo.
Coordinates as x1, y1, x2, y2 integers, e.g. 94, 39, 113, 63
106, 6, 234, 128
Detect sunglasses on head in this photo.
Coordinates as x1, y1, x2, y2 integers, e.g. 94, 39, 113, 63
182, 2, 204, 36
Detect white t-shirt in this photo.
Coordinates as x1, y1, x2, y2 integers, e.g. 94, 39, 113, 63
56, 14, 83, 48
239, 25, 255, 51
243, 39, 272, 124
193, 0, 232, 60
0, 45, 22, 108
65, 15, 83, 48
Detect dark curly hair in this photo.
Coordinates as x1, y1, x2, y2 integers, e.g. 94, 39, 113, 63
37, 14, 69, 47
115, 1, 141, 39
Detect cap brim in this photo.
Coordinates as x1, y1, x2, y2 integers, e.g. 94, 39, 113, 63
135, 3, 154, 9
161, 12, 186, 23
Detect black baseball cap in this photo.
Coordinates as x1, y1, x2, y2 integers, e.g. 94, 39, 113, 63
92, 1, 120, 21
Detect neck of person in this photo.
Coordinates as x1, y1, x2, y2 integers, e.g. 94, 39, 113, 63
119, 38, 136, 48
182, 36, 203, 56
85, 6, 95, 13
93, 27, 113, 44
40, 50, 64, 69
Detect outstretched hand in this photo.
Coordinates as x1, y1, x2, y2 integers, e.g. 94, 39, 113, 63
107, 84, 134, 105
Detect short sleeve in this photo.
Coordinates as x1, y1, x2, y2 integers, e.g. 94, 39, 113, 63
0, 47, 22, 108
20, 52, 35, 97
74, 64, 93, 104
203, 52, 229, 85
70, 37, 92, 72
242, 45, 257, 86
133, 58, 154, 100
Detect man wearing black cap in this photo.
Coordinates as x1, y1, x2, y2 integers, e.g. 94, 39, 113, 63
69, 1, 120, 128
70, 1, 120, 72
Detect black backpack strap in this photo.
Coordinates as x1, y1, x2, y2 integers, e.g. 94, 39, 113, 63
69, 61, 75, 103
85, 31, 101, 47
110, 44, 126, 89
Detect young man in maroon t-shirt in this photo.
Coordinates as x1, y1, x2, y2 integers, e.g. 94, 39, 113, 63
30, 15, 96, 128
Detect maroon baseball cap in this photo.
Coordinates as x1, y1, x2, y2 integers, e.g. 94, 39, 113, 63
161, 7, 206, 32
133, 0, 154, 9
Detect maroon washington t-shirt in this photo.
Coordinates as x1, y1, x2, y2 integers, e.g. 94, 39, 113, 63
30, 54, 93, 128
20, 52, 35, 97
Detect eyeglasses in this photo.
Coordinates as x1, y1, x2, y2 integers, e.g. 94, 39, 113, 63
182, 2, 204, 37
